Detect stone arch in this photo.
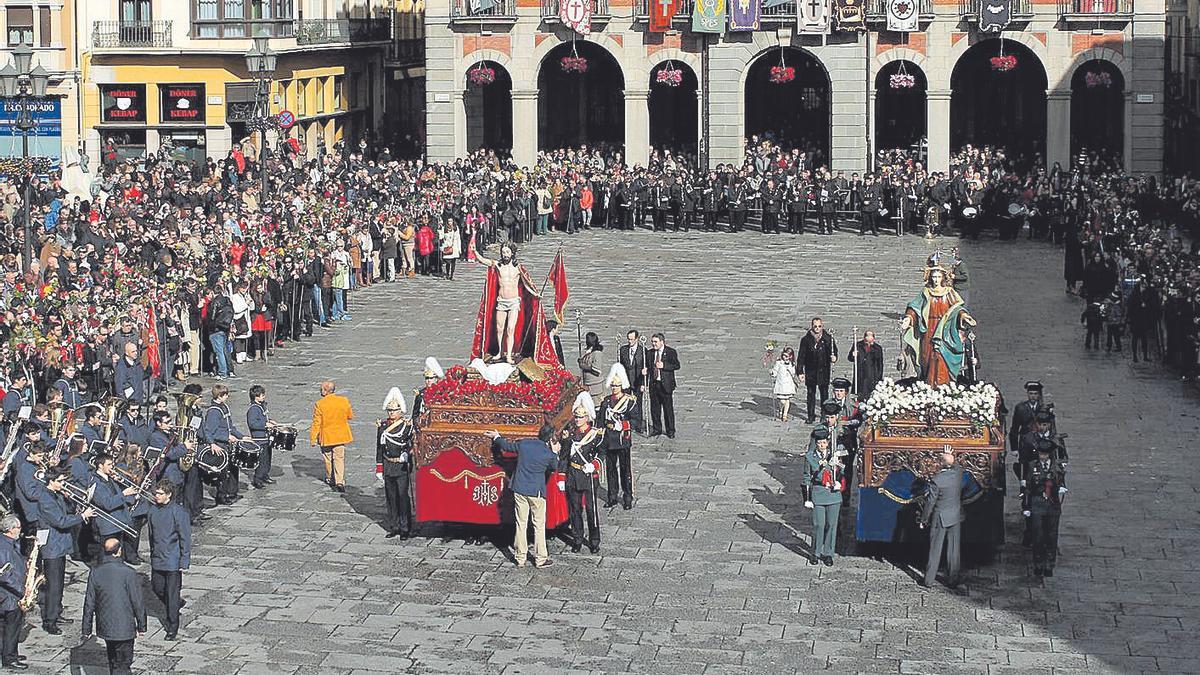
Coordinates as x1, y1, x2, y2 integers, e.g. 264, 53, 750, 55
1060, 46, 1131, 90
647, 56, 700, 155
457, 49, 512, 90
530, 32, 629, 89
741, 43, 832, 162
947, 33, 1049, 83
647, 48, 702, 80
873, 47, 928, 74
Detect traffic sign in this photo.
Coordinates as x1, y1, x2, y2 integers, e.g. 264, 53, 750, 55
275, 110, 296, 129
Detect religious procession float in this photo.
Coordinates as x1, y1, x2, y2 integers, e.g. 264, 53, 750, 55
854, 253, 1006, 547
412, 245, 582, 527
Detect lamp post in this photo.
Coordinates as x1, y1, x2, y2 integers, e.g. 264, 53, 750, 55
244, 37, 277, 210
0, 43, 50, 272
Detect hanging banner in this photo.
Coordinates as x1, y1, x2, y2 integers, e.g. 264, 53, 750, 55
728, 0, 761, 31
649, 0, 678, 32
560, 0, 593, 36
886, 0, 918, 31
978, 0, 1011, 32
691, 0, 726, 33
832, 0, 866, 31
797, 0, 830, 34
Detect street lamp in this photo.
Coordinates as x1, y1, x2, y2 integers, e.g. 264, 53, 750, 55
244, 37, 277, 210
0, 43, 50, 272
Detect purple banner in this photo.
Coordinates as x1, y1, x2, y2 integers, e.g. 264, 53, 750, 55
728, 0, 760, 31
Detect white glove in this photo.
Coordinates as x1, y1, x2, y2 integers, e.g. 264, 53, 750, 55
1057, 487, 1068, 495
1019, 479, 1026, 487
832, 483, 841, 492
557, 480, 566, 491
582, 463, 595, 475
803, 501, 813, 509
1022, 510, 1031, 517
375, 472, 383, 482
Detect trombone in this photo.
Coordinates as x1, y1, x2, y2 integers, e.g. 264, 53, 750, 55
36, 473, 137, 538
111, 466, 155, 503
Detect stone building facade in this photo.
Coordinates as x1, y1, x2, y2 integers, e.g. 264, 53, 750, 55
426, 0, 1165, 174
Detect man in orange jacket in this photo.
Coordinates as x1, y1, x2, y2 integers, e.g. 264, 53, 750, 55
309, 380, 354, 492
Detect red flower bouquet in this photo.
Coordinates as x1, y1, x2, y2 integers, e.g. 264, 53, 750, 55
990, 55, 1017, 72
769, 66, 795, 84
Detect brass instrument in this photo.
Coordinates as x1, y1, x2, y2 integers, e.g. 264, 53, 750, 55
48, 401, 71, 438
99, 396, 130, 446
173, 392, 202, 472
18, 532, 43, 612
111, 466, 155, 503
40, 476, 137, 537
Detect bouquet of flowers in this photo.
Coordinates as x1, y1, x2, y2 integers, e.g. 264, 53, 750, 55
561, 56, 589, 74
889, 73, 916, 89
862, 378, 999, 429
769, 66, 795, 84
656, 65, 683, 87
1085, 71, 1112, 88
990, 55, 1018, 72
468, 65, 495, 86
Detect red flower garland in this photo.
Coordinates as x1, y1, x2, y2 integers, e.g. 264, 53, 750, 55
422, 365, 578, 413
990, 55, 1017, 72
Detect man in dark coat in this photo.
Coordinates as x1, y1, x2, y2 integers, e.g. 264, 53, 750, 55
796, 318, 838, 424
920, 449, 965, 588
646, 333, 680, 438
619, 330, 646, 433
848, 330, 884, 397
82, 538, 147, 675
0, 515, 26, 669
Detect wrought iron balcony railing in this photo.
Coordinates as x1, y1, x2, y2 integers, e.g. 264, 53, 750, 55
451, 0, 518, 20
633, 0, 695, 19
959, 0, 1033, 19
295, 18, 391, 45
1058, 0, 1134, 17
92, 20, 172, 48
541, 0, 611, 20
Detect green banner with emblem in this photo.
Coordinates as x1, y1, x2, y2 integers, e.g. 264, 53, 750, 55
691, 0, 726, 33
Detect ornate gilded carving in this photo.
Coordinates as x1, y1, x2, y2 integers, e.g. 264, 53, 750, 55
864, 447, 997, 489
413, 432, 495, 468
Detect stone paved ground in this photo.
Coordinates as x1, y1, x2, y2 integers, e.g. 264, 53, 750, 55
25, 229, 1200, 673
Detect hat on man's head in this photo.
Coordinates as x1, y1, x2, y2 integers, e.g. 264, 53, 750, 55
831, 377, 851, 391
383, 387, 407, 414
1024, 381, 1043, 393
572, 392, 596, 421
606, 363, 630, 389
811, 428, 830, 441
821, 402, 841, 417
1035, 409, 1055, 425
1035, 438, 1057, 455
423, 357, 444, 380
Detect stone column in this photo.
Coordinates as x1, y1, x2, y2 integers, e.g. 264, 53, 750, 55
1047, 89, 1071, 170
453, 90, 467, 158
926, 89, 950, 174
511, 89, 538, 168
1123, 90, 1134, 173
624, 88, 650, 167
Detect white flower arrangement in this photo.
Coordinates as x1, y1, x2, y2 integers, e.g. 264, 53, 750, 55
862, 378, 999, 428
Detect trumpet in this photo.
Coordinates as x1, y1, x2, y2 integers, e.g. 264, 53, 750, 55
39, 475, 137, 538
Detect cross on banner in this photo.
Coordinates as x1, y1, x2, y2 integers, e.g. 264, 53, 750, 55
798, 0, 830, 33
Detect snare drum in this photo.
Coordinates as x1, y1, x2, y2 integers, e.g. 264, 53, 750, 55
270, 427, 297, 452
195, 446, 230, 475
233, 439, 262, 470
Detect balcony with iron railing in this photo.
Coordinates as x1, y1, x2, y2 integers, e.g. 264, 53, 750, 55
389, 37, 423, 65
633, 0, 695, 19
761, 1, 797, 23
295, 18, 392, 45
959, 0, 1033, 20
190, 18, 295, 39
865, 0, 935, 22
541, 0, 610, 22
1058, 0, 1134, 21
91, 20, 172, 49
450, 0, 518, 22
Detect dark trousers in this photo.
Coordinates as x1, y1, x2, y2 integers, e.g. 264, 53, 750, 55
1084, 327, 1102, 349
605, 448, 633, 506
253, 439, 272, 485
806, 381, 830, 420
383, 471, 413, 535
860, 211, 878, 234
731, 210, 746, 231
1030, 506, 1061, 570
296, 289, 314, 337
649, 384, 675, 436
703, 210, 718, 231
151, 569, 182, 634
566, 481, 600, 547
105, 638, 135, 675
183, 471, 203, 520
216, 466, 239, 502
41, 555, 65, 627
320, 287, 333, 321
652, 209, 667, 231
925, 520, 961, 586
0, 608, 20, 664
819, 211, 835, 234
1105, 326, 1123, 351
788, 211, 803, 233
124, 517, 145, 563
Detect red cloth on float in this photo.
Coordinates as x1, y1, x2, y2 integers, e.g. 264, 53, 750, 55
469, 266, 561, 368
414, 448, 569, 528
545, 471, 569, 528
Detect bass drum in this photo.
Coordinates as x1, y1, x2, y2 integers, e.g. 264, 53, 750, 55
233, 439, 261, 471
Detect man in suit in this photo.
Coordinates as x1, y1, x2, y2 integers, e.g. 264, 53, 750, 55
147, 480, 190, 640
82, 537, 147, 675
646, 333, 680, 439
796, 317, 838, 424
309, 380, 354, 492
618, 330, 646, 433
848, 330, 885, 396
920, 448, 965, 588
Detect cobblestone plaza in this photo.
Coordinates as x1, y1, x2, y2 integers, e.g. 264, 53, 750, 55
16, 230, 1193, 673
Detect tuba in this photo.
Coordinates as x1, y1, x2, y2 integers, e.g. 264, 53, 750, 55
48, 401, 71, 438
99, 396, 130, 446
174, 392, 202, 471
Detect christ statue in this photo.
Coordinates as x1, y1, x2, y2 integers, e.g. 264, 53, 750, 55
472, 241, 538, 364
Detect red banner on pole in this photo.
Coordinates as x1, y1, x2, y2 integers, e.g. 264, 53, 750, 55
548, 250, 569, 325
650, 0, 678, 32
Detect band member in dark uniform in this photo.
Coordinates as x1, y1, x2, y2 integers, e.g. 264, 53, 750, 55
246, 385, 276, 489
178, 383, 208, 524
1023, 439, 1067, 577
91, 453, 140, 564
0, 515, 27, 669
147, 480, 190, 640
53, 364, 82, 408
652, 180, 670, 232
148, 412, 189, 499
375, 388, 414, 539
728, 177, 749, 233
761, 179, 782, 234
559, 394, 603, 554
598, 365, 638, 510
200, 385, 244, 505
80, 407, 105, 455
39, 467, 95, 635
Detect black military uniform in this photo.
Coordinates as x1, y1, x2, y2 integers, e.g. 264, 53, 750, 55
786, 183, 805, 234
761, 182, 782, 234
598, 390, 638, 509
1023, 441, 1067, 577
652, 181, 670, 232
859, 177, 881, 236
559, 420, 603, 553
375, 412, 414, 538
728, 180, 748, 233
702, 178, 721, 232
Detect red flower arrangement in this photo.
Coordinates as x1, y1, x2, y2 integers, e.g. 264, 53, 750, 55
656, 64, 683, 87
889, 73, 916, 89
1085, 71, 1112, 88
561, 56, 589, 74
769, 66, 795, 84
990, 55, 1018, 72
468, 65, 495, 86
423, 364, 579, 413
